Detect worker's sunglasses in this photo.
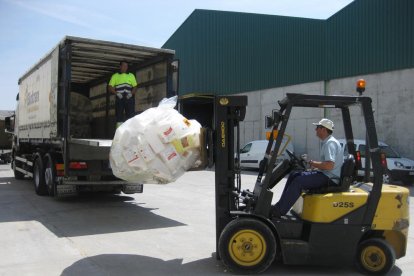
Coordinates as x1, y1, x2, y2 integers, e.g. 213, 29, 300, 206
315, 126, 324, 130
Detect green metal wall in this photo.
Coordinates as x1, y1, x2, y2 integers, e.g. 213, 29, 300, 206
164, 10, 326, 95
327, 0, 414, 78
163, 0, 413, 96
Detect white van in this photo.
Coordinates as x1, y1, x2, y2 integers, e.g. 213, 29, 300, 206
238, 137, 294, 169
338, 139, 414, 185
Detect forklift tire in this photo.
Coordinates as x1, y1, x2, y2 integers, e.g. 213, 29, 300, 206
33, 156, 48, 195
356, 238, 396, 275
218, 217, 276, 274
44, 153, 57, 197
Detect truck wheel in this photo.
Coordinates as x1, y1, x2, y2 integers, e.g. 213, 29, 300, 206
218, 218, 276, 274
33, 156, 48, 195
356, 238, 396, 275
44, 154, 57, 196
12, 158, 25, 180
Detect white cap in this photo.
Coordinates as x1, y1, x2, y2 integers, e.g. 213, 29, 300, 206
313, 118, 334, 131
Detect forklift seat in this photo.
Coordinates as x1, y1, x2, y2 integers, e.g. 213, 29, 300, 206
308, 154, 355, 193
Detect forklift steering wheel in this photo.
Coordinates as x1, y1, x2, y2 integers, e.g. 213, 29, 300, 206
285, 149, 306, 170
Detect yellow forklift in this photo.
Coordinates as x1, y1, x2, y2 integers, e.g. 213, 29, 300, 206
213, 88, 409, 274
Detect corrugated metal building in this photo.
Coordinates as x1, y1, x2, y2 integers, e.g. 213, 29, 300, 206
163, 0, 414, 160
164, 11, 327, 94
164, 0, 413, 95
327, 0, 414, 79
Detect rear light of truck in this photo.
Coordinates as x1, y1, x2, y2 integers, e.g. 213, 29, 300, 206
69, 162, 88, 170
55, 163, 64, 176
54, 162, 87, 176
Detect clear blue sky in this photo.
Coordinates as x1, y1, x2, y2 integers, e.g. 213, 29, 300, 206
0, 0, 353, 110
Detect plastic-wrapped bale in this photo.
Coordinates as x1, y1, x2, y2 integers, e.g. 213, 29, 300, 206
70, 92, 92, 138
109, 96, 203, 184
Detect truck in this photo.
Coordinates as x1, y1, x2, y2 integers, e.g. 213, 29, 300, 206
0, 110, 13, 163
5, 36, 178, 197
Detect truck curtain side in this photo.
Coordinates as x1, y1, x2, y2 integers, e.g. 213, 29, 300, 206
11, 36, 178, 197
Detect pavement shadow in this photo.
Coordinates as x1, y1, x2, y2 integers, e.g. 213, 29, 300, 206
0, 176, 15, 183
62, 253, 403, 276
62, 254, 225, 276
0, 179, 185, 237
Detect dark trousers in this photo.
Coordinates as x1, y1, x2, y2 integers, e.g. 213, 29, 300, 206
275, 171, 333, 215
115, 96, 135, 122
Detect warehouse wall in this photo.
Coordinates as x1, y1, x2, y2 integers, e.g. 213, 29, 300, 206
327, 0, 414, 79
163, 10, 326, 95
162, 0, 414, 160
237, 68, 414, 160
164, 0, 414, 98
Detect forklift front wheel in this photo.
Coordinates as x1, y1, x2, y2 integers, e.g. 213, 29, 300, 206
356, 238, 396, 275
219, 218, 276, 274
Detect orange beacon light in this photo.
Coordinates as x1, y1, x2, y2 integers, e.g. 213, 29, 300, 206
356, 79, 366, 95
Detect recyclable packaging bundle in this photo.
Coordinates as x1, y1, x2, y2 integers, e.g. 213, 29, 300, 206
70, 92, 92, 138
110, 96, 203, 183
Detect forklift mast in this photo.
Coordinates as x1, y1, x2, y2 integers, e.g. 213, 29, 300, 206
214, 95, 247, 256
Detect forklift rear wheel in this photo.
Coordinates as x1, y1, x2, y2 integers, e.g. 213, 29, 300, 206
44, 153, 57, 197
356, 238, 396, 275
219, 218, 276, 274
34, 156, 48, 195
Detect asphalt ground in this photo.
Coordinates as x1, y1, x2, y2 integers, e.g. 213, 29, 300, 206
0, 163, 413, 275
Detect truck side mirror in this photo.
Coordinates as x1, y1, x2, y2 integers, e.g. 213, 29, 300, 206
5, 116, 14, 133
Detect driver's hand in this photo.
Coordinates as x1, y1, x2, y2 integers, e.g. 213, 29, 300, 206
309, 160, 316, 169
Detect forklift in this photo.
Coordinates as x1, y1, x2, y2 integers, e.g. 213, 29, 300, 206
213, 85, 409, 274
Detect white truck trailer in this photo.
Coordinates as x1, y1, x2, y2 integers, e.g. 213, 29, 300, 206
6, 36, 178, 197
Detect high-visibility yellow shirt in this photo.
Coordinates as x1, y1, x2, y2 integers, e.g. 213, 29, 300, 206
109, 73, 137, 94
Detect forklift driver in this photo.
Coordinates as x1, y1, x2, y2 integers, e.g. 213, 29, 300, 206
271, 118, 344, 217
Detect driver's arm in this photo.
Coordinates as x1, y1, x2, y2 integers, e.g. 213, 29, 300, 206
309, 160, 334, 170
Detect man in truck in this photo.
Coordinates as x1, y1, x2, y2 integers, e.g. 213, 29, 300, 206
108, 60, 138, 128
271, 118, 344, 217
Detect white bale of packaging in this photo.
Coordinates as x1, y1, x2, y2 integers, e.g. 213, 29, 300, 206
109, 96, 202, 184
